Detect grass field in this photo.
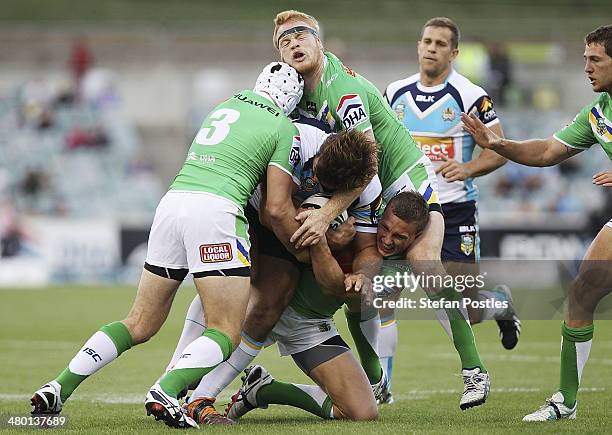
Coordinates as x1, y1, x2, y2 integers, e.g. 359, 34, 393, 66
1, 285, 611, 434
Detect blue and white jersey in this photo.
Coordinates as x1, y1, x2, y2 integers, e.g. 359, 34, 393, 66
250, 116, 382, 233
384, 70, 499, 204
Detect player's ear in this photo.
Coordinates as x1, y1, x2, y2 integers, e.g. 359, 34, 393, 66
451, 48, 459, 61
316, 37, 323, 51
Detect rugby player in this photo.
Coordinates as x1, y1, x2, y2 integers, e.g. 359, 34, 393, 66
30, 62, 306, 429
158, 119, 385, 425
274, 9, 490, 409
461, 24, 612, 421
381, 17, 519, 400
223, 192, 430, 422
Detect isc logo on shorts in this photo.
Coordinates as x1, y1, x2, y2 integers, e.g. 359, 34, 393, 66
414, 136, 455, 161
337, 94, 368, 130
200, 243, 233, 263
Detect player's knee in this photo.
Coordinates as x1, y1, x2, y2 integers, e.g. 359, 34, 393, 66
121, 318, 156, 345
345, 404, 378, 421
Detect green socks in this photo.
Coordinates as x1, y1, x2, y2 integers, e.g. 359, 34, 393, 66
257, 381, 333, 419
431, 287, 486, 372
559, 322, 594, 407
344, 306, 383, 384
159, 328, 232, 397
56, 321, 133, 402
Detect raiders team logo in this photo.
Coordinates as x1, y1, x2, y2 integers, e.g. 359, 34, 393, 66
317, 101, 335, 130
343, 65, 356, 77
460, 234, 475, 256
597, 117, 607, 136
337, 94, 368, 130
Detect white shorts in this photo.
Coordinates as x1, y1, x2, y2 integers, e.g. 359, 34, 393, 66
606, 218, 612, 229
145, 191, 251, 274
266, 306, 339, 356
383, 155, 441, 208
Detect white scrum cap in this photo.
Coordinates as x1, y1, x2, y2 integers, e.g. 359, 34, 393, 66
254, 62, 304, 116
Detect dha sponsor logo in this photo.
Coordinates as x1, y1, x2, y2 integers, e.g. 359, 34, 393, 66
414, 136, 455, 161
290, 136, 301, 168
337, 94, 368, 130
200, 243, 233, 263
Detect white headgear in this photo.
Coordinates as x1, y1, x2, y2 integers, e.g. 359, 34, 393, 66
254, 62, 304, 116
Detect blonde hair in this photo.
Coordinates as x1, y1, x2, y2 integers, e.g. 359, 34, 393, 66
273, 10, 320, 49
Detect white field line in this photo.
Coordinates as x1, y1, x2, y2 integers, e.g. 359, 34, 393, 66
2, 387, 605, 404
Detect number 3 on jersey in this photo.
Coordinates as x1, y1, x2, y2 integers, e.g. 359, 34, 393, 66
195, 108, 240, 145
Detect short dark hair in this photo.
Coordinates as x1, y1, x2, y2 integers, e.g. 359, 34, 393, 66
422, 17, 460, 50
386, 191, 430, 234
315, 129, 378, 192
585, 24, 612, 58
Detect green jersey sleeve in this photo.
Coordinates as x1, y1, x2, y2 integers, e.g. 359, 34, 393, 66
269, 120, 300, 177
553, 104, 597, 150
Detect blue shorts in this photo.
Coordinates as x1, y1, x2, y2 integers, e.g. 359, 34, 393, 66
441, 200, 479, 263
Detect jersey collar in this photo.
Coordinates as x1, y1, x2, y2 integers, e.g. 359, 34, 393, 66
417, 69, 455, 93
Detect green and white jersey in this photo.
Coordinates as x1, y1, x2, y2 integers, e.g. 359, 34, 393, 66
290, 266, 345, 320
171, 90, 300, 208
298, 52, 425, 192
554, 92, 612, 160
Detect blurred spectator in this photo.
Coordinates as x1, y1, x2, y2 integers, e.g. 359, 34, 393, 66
0, 198, 26, 257
65, 126, 109, 150
18, 77, 55, 130
486, 43, 513, 107
69, 38, 94, 95
82, 69, 120, 109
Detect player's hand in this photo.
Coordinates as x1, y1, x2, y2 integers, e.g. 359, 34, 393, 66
326, 217, 356, 251
344, 273, 373, 303
593, 170, 612, 187
435, 157, 471, 181
460, 112, 500, 149
291, 208, 332, 249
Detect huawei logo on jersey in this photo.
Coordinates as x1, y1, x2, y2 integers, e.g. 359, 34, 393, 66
414, 136, 455, 161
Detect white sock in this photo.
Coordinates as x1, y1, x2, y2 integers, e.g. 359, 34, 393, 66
378, 316, 398, 358
360, 311, 381, 354
433, 307, 453, 340
576, 340, 592, 383
379, 316, 397, 387
68, 331, 119, 375
295, 384, 331, 408
171, 336, 224, 370
165, 295, 206, 372
190, 333, 262, 400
